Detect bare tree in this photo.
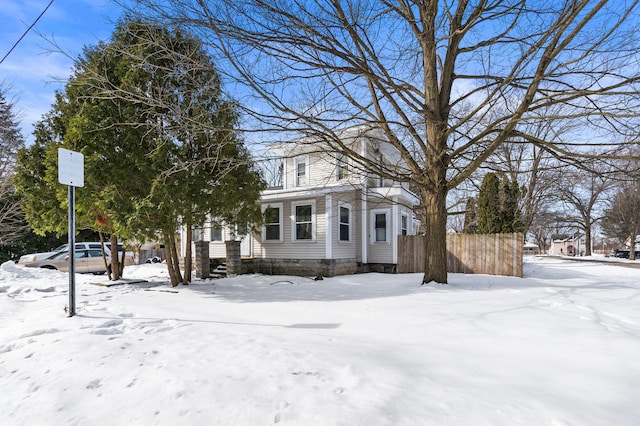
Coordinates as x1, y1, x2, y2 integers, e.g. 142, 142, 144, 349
553, 160, 616, 256
126, 0, 640, 283
529, 209, 564, 254
602, 180, 640, 260
482, 108, 574, 237
0, 84, 27, 245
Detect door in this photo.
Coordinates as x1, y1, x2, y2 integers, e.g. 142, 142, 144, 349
240, 234, 252, 257
73, 250, 90, 273
85, 249, 108, 273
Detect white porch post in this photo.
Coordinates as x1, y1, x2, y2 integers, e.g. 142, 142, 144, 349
361, 192, 368, 264
392, 196, 398, 264
325, 194, 333, 259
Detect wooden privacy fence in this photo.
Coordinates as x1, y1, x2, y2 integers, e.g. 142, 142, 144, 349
397, 233, 523, 277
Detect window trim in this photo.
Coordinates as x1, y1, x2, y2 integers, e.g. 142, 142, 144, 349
338, 203, 352, 242
295, 155, 309, 187
370, 208, 390, 244
262, 203, 284, 242
292, 200, 316, 242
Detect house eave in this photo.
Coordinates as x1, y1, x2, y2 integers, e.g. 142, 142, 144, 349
368, 186, 420, 205
261, 183, 363, 202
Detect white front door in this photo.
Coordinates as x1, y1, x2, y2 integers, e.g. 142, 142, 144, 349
240, 234, 252, 257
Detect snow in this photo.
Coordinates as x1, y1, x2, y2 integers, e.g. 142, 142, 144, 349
1, 257, 639, 425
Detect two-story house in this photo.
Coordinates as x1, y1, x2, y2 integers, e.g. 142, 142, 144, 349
184, 125, 420, 277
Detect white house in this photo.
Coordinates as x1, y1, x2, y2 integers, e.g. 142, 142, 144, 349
184, 126, 420, 277
549, 233, 589, 256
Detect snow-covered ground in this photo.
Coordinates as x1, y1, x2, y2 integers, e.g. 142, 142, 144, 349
1, 256, 639, 425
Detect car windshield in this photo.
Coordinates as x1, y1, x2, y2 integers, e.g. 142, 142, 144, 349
53, 244, 68, 252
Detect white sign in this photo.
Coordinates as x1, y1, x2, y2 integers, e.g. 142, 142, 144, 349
58, 148, 84, 187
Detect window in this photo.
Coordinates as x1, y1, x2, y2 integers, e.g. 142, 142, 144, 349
210, 226, 223, 242
295, 204, 313, 240
267, 159, 283, 188
295, 156, 308, 186
371, 210, 390, 243
339, 205, 350, 241
88, 249, 103, 258
192, 227, 204, 242
401, 214, 408, 236
264, 205, 282, 241
336, 154, 348, 180
237, 223, 248, 236
375, 213, 387, 242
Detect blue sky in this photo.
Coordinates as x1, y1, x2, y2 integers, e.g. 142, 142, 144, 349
1, 0, 124, 143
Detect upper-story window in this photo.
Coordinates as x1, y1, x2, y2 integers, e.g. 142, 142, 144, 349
295, 156, 308, 186
336, 154, 348, 180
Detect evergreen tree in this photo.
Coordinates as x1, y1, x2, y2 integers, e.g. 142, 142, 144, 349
13, 20, 264, 283
477, 172, 523, 234
462, 197, 478, 234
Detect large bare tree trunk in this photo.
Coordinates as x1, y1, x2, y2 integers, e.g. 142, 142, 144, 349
421, 188, 448, 285
584, 223, 592, 257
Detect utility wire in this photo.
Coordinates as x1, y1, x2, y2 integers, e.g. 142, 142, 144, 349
0, 0, 55, 66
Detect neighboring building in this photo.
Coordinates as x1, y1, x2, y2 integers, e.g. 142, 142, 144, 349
549, 233, 589, 256
523, 242, 539, 255
623, 235, 640, 251
183, 126, 420, 277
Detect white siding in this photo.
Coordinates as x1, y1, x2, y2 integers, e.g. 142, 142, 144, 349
253, 197, 327, 260
283, 150, 365, 190
368, 203, 393, 264
331, 191, 360, 260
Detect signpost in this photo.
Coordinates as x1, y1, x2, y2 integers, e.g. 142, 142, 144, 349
58, 148, 84, 317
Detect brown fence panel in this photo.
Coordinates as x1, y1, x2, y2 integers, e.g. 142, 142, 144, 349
397, 233, 523, 277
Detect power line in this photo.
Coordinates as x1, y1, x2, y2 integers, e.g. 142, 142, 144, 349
0, 0, 55, 66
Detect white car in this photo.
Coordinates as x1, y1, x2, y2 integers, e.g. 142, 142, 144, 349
23, 249, 114, 274
17, 244, 68, 264
18, 242, 134, 265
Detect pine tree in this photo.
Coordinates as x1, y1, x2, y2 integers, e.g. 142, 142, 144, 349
477, 172, 523, 234
13, 20, 265, 283
462, 197, 478, 234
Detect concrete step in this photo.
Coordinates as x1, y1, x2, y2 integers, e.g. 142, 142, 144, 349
211, 263, 227, 278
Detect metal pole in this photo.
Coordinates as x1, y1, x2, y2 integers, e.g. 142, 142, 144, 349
68, 185, 76, 317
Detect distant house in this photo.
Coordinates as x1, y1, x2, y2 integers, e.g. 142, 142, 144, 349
523, 242, 539, 255
623, 235, 640, 251
182, 126, 420, 277
549, 233, 589, 256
